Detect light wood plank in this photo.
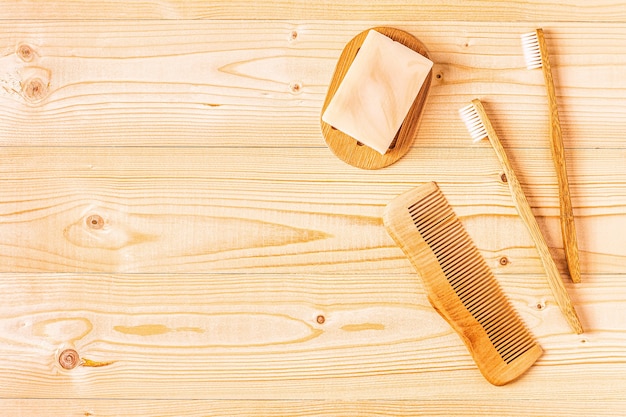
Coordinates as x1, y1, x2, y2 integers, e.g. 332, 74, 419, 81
1, 0, 626, 21
1, 22, 626, 149
0, 147, 624, 274
2, 399, 626, 417
0, 273, 622, 400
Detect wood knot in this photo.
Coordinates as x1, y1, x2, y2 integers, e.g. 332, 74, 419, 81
17, 44, 36, 62
499, 256, 509, 266
22, 77, 48, 103
316, 315, 325, 324
289, 81, 303, 94
59, 349, 80, 370
86, 214, 104, 230
288, 30, 298, 42
500, 172, 508, 183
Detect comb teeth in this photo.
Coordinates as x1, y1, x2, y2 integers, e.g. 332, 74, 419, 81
459, 103, 488, 142
407, 186, 536, 364
521, 31, 542, 69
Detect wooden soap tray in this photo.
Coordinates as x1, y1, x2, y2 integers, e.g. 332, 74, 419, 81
320, 27, 433, 169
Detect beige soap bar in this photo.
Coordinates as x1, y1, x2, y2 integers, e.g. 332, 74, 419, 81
322, 30, 433, 155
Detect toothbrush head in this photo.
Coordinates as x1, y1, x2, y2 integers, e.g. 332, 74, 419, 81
459, 102, 488, 143
521, 30, 542, 70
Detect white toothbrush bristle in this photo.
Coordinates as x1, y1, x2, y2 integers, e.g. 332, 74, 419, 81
521, 31, 542, 70
459, 104, 488, 142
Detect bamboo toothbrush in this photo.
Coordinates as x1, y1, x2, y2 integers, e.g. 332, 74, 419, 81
521, 28, 581, 284
459, 99, 583, 334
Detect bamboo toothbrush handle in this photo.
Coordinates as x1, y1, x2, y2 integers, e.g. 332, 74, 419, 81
471, 99, 583, 334
536, 28, 582, 284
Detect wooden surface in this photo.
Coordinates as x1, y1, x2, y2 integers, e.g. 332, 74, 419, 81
1, 1, 626, 416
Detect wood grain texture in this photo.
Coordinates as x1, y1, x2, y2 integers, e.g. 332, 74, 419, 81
2, 2, 626, 416
1, 22, 626, 149
0, 273, 622, 401
3, 399, 626, 417
0, 146, 624, 275
1, 0, 626, 21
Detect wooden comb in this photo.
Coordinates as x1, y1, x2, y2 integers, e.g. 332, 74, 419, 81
383, 182, 543, 385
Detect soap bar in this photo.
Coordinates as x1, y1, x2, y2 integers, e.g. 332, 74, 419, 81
322, 30, 433, 155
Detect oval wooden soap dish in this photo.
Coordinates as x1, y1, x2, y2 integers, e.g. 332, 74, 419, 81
320, 27, 433, 170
